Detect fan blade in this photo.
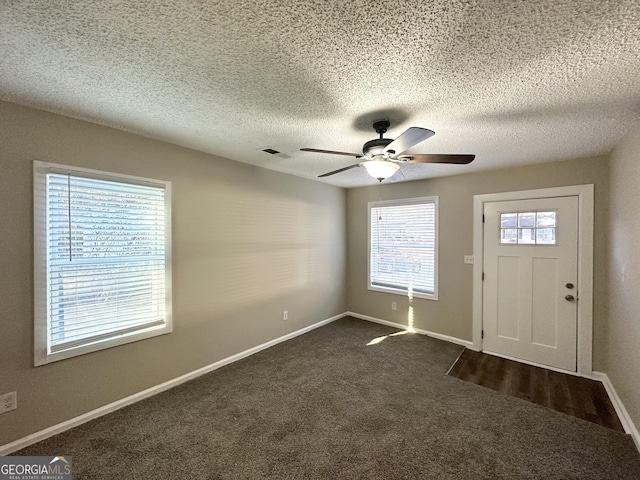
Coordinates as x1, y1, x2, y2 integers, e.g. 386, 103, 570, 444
383, 127, 435, 156
318, 162, 363, 177
400, 154, 475, 164
301, 148, 362, 158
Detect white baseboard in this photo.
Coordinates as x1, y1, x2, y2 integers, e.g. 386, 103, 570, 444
592, 371, 640, 452
0, 313, 346, 456
10, 312, 634, 458
347, 311, 473, 348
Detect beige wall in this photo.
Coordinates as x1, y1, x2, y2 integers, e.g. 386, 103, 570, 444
606, 120, 640, 431
2, 97, 636, 448
347, 157, 609, 368
0, 101, 347, 446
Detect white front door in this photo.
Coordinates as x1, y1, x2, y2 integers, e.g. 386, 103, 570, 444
482, 196, 579, 371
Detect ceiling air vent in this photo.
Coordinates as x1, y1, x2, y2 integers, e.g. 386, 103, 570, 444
258, 146, 292, 159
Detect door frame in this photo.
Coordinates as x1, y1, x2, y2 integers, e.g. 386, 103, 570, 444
472, 184, 594, 375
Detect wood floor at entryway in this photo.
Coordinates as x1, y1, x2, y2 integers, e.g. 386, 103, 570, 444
448, 349, 624, 432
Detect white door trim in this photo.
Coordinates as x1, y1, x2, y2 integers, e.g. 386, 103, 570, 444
472, 185, 594, 375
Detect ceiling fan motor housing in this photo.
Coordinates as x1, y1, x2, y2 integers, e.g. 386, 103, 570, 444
363, 138, 394, 157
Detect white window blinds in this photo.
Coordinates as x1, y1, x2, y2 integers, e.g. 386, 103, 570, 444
369, 198, 438, 298
35, 164, 171, 363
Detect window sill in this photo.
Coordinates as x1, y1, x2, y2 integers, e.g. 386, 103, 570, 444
34, 323, 172, 366
368, 284, 438, 301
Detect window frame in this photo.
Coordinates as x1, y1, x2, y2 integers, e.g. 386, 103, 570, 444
33, 161, 172, 366
367, 196, 439, 301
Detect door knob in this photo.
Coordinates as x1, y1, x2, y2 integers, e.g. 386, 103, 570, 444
566, 283, 574, 289
565, 295, 575, 302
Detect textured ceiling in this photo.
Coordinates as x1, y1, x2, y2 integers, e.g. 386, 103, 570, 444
1, 0, 639, 188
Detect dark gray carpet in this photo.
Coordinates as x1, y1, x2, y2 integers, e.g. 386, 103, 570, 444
15, 317, 640, 478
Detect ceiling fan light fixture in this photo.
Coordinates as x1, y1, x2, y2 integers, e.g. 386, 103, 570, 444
363, 159, 400, 182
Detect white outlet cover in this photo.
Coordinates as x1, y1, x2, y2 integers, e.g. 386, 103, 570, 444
464, 255, 474, 264
0, 392, 17, 413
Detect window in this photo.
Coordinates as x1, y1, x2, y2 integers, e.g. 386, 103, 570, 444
34, 161, 172, 365
369, 197, 438, 300
500, 211, 556, 245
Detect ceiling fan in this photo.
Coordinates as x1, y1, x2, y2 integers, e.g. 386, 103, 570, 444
301, 120, 475, 182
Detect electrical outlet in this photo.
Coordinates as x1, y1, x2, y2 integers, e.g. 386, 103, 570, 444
0, 392, 17, 414
464, 255, 474, 264
391, 302, 397, 311
282, 310, 288, 321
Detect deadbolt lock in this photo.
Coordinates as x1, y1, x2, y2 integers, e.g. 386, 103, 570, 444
566, 283, 574, 289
